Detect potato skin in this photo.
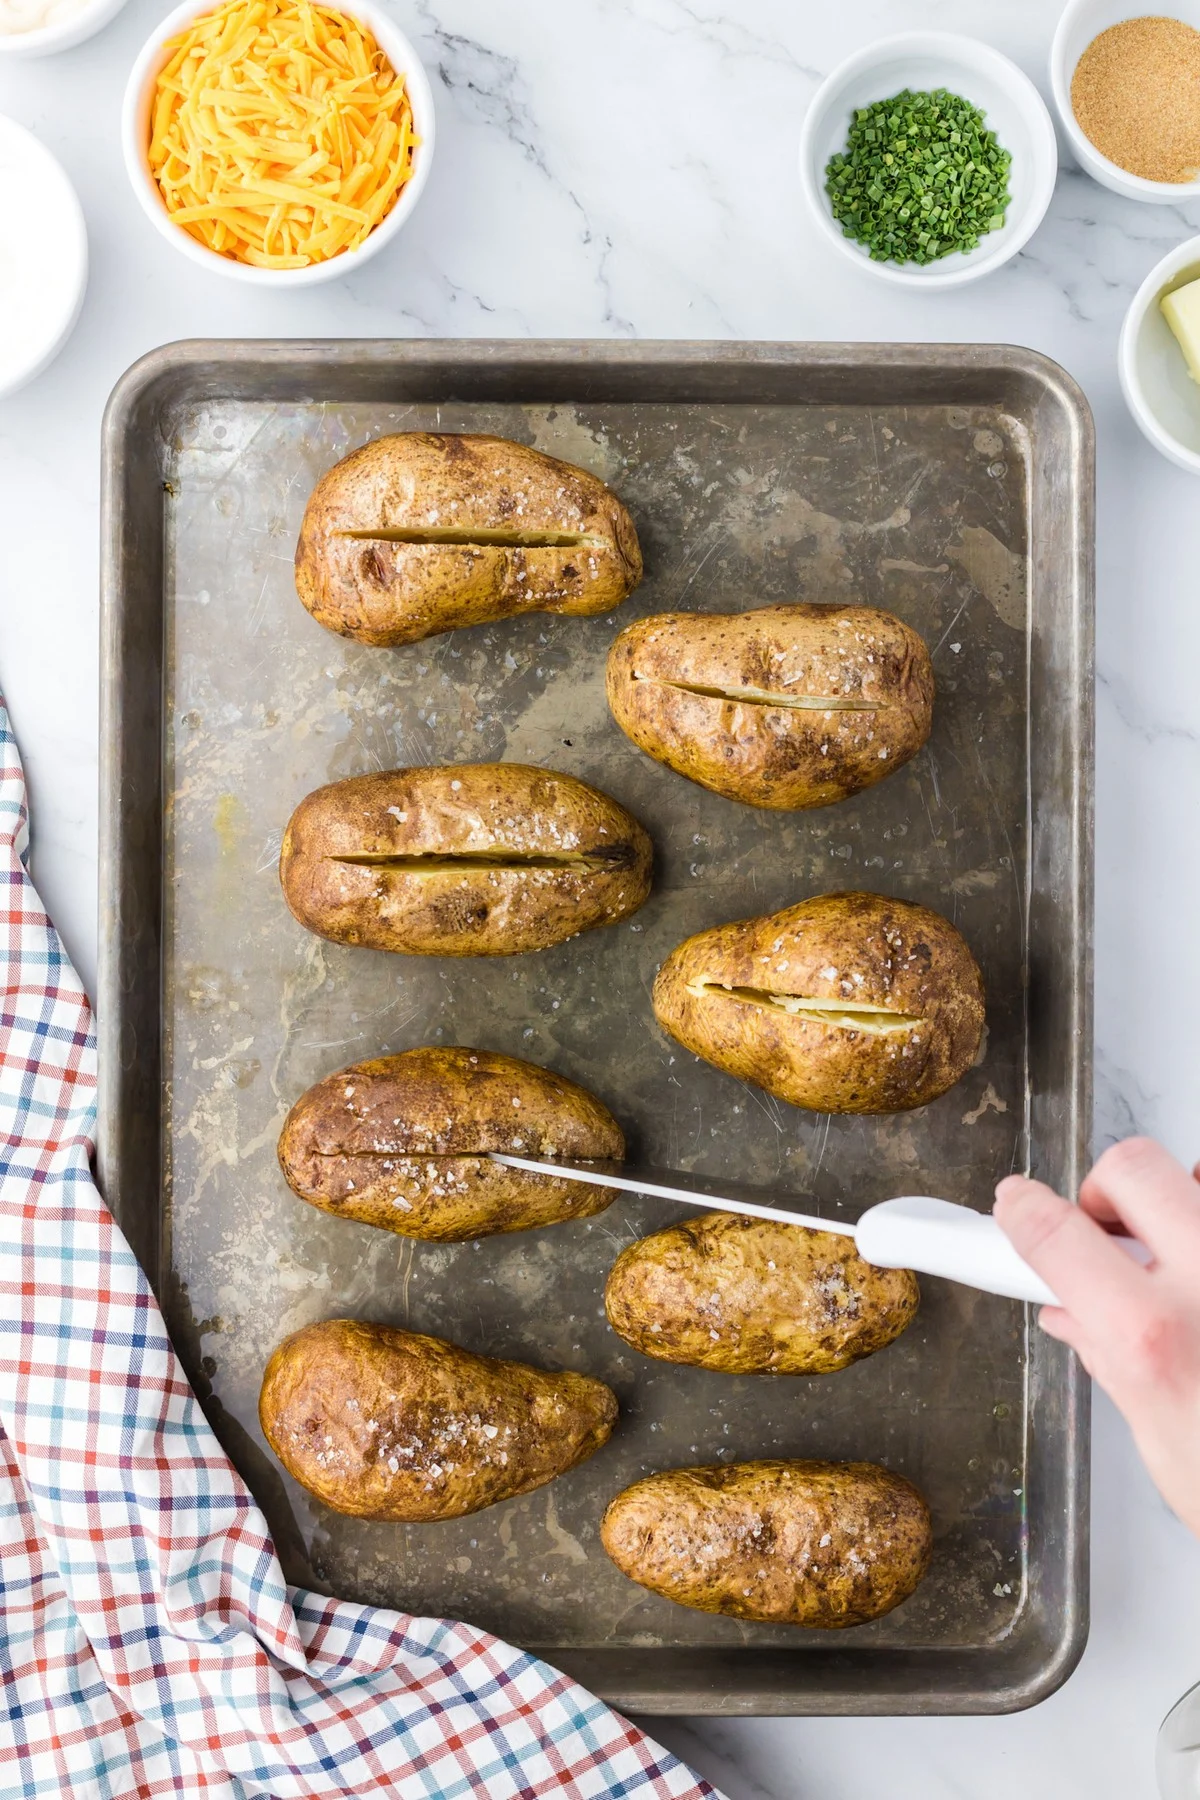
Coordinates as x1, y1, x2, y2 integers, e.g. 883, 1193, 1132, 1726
260, 1319, 618, 1521
604, 1212, 918, 1374
653, 890, 984, 1114
606, 603, 934, 809
279, 763, 653, 956
600, 1460, 932, 1628
295, 433, 643, 647
279, 1046, 624, 1242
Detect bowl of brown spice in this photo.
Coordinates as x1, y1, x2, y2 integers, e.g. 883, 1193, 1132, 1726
1051, 2, 1200, 199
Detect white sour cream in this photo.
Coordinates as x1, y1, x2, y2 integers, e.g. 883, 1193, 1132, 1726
0, 0, 91, 31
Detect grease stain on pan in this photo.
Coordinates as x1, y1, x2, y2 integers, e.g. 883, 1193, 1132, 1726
524, 405, 621, 484
949, 526, 1026, 631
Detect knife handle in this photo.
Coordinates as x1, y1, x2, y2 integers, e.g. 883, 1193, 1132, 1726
856, 1196, 1061, 1306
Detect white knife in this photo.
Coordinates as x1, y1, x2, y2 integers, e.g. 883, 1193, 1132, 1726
489, 1152, 1060, 1305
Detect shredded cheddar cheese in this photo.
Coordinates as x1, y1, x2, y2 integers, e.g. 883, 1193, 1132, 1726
148, 0, 418, 269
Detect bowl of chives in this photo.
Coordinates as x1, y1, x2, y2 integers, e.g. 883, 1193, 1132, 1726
799, 32, 1058, 289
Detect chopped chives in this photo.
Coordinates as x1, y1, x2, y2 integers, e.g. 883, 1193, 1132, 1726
824, 87, 1012, 265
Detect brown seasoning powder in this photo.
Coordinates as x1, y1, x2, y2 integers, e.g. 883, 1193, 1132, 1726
1071, 16, 1200, 183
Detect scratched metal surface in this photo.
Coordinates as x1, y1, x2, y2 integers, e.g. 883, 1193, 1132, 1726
159, 390, 1035, 1664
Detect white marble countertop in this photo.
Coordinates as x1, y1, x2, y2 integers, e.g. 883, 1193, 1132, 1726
1, 0, 1198, 1793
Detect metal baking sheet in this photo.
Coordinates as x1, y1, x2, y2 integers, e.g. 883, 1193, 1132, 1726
98, 340, 1093, 1716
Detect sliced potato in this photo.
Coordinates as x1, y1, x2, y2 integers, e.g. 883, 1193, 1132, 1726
605, 1211, 918, 1373
279, 763, 653, 956
652, 890, 984, 1113
295, 432, 643, 646
600, 1459, 932, 1627
260, 1318, 618, 1521
606, 602, 934, 808
279, 1045, 624, 1242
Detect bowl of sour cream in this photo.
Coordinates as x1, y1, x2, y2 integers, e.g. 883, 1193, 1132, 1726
0, 0, 128, 57
0, 114, 87, 399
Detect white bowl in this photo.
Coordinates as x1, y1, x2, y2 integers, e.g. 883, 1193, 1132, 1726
798, 31, 1058, 290
0, 112, 87, 399
121, 0, 435, 287
1119, 235, 1200, 474
1051, 0, 1200, 202
0, 0, 128, 59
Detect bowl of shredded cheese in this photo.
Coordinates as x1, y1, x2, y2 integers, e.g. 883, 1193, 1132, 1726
122, 0, 434, 282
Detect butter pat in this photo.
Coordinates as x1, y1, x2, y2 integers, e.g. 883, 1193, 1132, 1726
1161, 276, 1200, 384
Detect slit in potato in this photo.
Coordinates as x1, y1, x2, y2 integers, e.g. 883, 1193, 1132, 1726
306, 1149, 606, 1167
688, 980, 923, 1036
634, 673, 882, 712
331, 847, 637, 874
342, 526, 600, 549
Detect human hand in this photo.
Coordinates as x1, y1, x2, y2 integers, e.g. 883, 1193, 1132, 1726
995, 1138, 1200, 1538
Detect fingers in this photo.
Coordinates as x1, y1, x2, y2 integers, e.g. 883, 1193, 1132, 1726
1079, 1139, 1200, 1260
999, 1147, 1200, 1541
1036, 1305, 1097, 1374
1075, 1186, 1124, 1231
994, 1174, 1147, 1325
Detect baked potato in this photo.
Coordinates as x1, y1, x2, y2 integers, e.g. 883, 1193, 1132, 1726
260, 1318, 618, 1521
600, 1460, 932, 1628
606, 603, 934, 809
653, 890, 984, 1113
279, 1045, 624, 1242
295, 432, 643, 646
280, 763, 653, 956
604, 1211, 918, 1374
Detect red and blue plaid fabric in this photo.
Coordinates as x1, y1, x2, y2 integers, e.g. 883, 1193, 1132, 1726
0, 699, 719, 1800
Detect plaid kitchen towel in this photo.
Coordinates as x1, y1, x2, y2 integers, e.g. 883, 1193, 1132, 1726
0, 697, 718, 1800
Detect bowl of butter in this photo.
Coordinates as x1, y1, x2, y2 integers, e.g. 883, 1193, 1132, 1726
1120, 233, 1200, 473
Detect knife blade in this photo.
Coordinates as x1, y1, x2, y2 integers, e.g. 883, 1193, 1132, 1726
489, 1153, 858, 1237
488, 1151, 1062, 1304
